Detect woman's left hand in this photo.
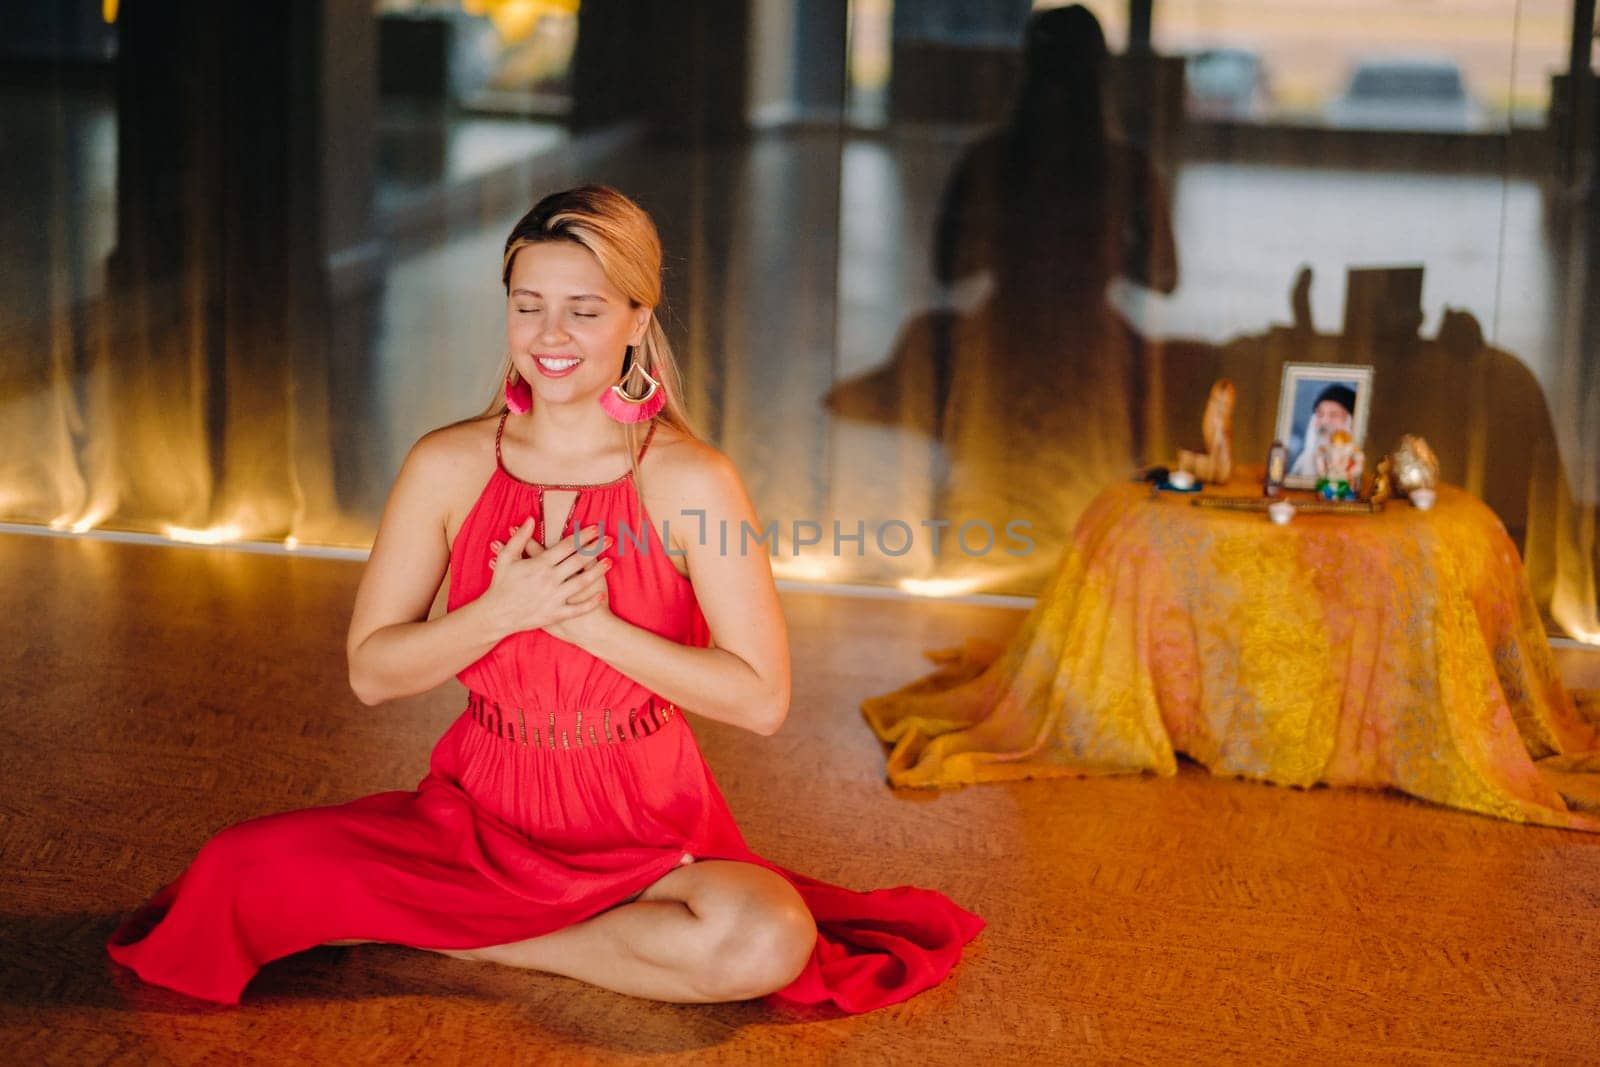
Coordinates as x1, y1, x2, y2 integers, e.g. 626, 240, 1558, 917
542, 570, 619, 648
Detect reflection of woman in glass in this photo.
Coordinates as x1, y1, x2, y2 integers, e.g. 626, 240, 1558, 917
928, 4, 1178, 566
1291, 383, 1356, 478
108, 187, 981, 1012
935, 4, 1178, 296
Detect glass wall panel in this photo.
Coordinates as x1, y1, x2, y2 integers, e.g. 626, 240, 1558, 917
1, 0, 1595, 644
1129, 0, 1597, 642
827, 0, 1598, 639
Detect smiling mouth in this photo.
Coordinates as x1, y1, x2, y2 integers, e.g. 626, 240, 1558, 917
535, 356, 581, 373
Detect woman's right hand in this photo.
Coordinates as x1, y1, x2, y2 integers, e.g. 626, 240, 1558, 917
478, 519, 612, 639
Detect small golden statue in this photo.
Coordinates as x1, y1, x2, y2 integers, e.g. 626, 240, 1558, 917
1392, 434, 1440, 495
1368, 454, 1393, 506
1177, 378, 1236, 485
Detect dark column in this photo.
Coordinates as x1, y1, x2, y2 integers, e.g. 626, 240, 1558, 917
1127, 0, 1153, 53
107, 0, 378, 535
1115, 0, 1184, 157
887, 0, 1031, 124
571, 0, 750, 140
1578, 5, 1599, 423
567, 0, 640, 130
1554, 0, 1596, 186
793, 0, 848, 116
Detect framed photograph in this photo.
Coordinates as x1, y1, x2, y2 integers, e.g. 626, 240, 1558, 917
1274, 363, 1375, 490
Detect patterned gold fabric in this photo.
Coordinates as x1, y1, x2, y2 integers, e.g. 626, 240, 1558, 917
863, 479, 1600, 831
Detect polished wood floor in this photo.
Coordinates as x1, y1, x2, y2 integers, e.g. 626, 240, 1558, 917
2, 532, 1599, 1065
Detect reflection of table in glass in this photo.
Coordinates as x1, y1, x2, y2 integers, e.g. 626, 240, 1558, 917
864, 478, 1600, 830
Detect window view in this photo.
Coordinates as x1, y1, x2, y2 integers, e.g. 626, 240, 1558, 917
372, 1, 578, 216
1152, 0, 1570, 129
375, 0, 579, 115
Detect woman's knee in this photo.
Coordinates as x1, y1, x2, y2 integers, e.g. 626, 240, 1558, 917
189, 810, 334, 890
191, 820, 265, 873
690, 871, 817, 1001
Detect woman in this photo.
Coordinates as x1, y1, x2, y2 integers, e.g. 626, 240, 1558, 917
106, 186, 982, 1013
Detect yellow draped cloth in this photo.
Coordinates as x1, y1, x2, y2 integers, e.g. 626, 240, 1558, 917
863, 479, 1600, 831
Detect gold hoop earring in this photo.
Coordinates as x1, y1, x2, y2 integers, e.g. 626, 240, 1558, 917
599, 346, 665, 422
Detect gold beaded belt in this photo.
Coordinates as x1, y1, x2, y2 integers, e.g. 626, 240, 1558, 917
465, 691, 678, 750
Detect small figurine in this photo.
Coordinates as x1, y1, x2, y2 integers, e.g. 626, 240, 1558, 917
1264, 439, 1288, 498
1177, 378, 1236, 485
1368, 454, 1392, 507
1315, 429, 1365, 500
1392, 434, 1440, 496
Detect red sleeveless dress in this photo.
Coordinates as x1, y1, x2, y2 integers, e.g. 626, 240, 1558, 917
106, 417, 983, 1014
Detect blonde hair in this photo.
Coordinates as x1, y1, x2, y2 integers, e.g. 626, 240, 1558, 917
485, 185, 699, 482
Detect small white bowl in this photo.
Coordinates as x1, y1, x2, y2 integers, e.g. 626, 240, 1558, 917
1167, 470, 1196, 490
1410, 488, 1437, 511
1268, 500, 1296, 525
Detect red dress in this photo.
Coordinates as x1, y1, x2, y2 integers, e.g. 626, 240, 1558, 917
106, 418, 983, 1013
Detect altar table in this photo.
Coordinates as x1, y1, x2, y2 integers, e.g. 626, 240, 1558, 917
863, 479, 1600, 830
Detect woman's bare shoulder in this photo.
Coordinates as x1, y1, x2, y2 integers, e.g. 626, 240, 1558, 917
641, 427, 765, 574
643, 425, 743, 501
406, 415, 499, 483
383, 416, 502, 548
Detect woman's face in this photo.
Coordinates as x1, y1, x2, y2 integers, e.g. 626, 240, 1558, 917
1312, 399, 1352, 434
506, 241, 650, 408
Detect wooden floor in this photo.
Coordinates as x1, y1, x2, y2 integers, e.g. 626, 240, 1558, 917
3, 533, 1599, 1065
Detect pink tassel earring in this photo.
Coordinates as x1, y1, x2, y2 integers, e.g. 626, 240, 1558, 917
504, 368, 532, 414
599, 346, 665, 424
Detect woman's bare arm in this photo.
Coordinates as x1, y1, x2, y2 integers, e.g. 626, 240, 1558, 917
1143, 162, 1179, 294
345, 430, 499, 705
550, 442, 791, 736
1125, 151, 1179, 295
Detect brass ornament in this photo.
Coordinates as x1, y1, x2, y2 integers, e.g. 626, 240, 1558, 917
1392, 435, 1440, 494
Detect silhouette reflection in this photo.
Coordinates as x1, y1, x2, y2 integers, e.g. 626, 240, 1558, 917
827, 5, 1176, 587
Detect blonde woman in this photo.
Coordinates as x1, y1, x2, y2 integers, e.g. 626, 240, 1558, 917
107, 185, 981, 1013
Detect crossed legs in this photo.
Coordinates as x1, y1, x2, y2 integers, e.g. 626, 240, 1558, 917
334, 859, 817, 1003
